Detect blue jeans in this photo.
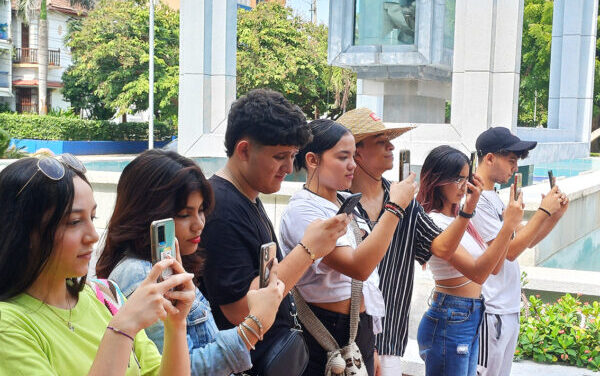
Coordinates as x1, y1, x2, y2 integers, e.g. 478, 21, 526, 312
417, 292, 485, 376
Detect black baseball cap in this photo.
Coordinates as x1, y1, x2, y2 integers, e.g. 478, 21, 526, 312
476, 127, 537, 156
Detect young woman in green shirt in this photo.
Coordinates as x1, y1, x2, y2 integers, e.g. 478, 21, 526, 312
0, 155, 195, 376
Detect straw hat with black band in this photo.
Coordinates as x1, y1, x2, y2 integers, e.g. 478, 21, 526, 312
336, 108, 415, 143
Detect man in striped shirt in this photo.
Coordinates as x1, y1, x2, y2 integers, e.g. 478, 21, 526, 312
338, 108, 478, 375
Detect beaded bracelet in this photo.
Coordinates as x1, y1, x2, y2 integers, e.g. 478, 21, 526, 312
384, 204, 404, 219
386, 201, 407, 217
245, 314, 263, 339
299, 242, 316, 262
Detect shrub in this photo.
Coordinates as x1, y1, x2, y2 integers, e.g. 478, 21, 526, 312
0, 128, 9, 153
516, 293, 600, 371
0, 113, 175, 141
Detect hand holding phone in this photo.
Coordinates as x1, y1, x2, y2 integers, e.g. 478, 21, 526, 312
467, 152, 477, 193
150, 218, 176, 281
548, 170, 555, 189
259, 242, 277, 288
337, 193, 363, 215
399, 150, 411, 181
513, 173, 522, 201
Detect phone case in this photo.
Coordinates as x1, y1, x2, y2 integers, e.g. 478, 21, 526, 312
399, 150, 410, 181
259, 242, 277, 288
150, 218, 176, 280
337, 193, 363, 215
514, 173, 522, 200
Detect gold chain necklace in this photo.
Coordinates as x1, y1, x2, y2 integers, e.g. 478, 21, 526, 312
42, 298, 75, 332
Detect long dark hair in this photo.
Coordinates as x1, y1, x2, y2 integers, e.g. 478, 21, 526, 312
294, 119, 350, 171
417, 145, 485, 248
0, 158, 90, 301
96, 149, 213, 279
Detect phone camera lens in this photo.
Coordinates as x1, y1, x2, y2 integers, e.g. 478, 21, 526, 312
158, 226, 165, 243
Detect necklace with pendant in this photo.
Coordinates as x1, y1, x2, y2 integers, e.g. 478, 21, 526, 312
43, 298, 75, 332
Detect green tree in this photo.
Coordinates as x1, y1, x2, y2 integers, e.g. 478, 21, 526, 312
518, 0, 600, 129
237, 2, 355, 119
518, 0, 553, 127
62, 0, 179, 120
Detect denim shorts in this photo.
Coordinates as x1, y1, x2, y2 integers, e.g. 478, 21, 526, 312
417, 291, 485, 376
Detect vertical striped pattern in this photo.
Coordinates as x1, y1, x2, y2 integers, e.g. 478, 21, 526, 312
356, 179, 442, 356
478, 313, 489, 368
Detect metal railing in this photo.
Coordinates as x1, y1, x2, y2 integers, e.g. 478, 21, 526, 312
13, 48, 60, 66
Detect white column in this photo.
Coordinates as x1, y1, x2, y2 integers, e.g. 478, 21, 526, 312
450, 0, 524, 150
547, 0, 597, 144
178, 0, 237, 157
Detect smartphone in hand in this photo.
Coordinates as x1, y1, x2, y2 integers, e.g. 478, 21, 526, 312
467, 152, 477, 193
514, 173, 522, 201
150, 218, 176, 280
337, 193, 363, 215
548, 170, 554, 189
259, 242, 277, 288
399, 150, 411, 181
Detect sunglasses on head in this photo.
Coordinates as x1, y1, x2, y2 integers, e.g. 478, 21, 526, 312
16, 153, 87, 197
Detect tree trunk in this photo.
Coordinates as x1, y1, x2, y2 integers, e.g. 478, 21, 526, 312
38, 1, 48, 115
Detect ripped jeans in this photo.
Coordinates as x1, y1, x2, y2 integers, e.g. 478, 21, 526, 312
417, 292, 485, 376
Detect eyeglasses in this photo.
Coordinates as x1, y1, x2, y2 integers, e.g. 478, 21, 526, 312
16, 153, 87, 197
447, 176, 468, 188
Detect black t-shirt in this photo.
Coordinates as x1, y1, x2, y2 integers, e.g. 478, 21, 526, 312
200, 175, 295, 374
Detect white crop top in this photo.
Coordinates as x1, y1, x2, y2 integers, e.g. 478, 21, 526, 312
426, 212, 486, 280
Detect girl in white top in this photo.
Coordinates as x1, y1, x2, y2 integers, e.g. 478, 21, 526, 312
414, 146, 523, 376
279, 119, 416, 376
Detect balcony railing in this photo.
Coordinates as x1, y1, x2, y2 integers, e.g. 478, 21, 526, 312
13, 48, 60, 66
0, 71, 8, 88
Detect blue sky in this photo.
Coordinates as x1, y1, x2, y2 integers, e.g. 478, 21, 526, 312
286, 0, 330, 25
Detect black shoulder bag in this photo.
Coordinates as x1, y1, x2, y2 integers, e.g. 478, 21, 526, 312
252, 199, 309, 376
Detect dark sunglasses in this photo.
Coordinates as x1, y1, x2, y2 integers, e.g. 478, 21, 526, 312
16, 153, 87, 197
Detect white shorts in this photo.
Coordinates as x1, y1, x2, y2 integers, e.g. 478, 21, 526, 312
380, 355, 403, 376
477, 312, 519, 376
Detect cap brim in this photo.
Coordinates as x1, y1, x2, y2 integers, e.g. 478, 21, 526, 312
505, 140, 537, 152
353, 126, 416, 143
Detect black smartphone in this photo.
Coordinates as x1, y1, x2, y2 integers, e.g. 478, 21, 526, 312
467, 152, 477, 193
548, 170, 554, 189
337, 192, 363, 215
514, 173, 522, 201
398, 150, 411, 181
150, 218, 176, 280
259, 242, 276, 288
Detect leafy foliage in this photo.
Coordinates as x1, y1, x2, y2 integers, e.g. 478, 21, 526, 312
236, 3, 356, 119
518, 0, 600, 129
517, 293, 600, 371
62, 0, 179, 120
0, 129, 27, 159
0, 113, 174, 141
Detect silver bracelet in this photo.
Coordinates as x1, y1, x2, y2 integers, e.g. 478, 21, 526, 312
245, 314, 263, 338
238, 324, 255, 350
241, 322, 262, 341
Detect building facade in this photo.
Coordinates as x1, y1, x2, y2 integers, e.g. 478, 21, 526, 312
0, 0, 85, 113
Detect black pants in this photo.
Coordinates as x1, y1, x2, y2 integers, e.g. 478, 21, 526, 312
302, 303, 375, 376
